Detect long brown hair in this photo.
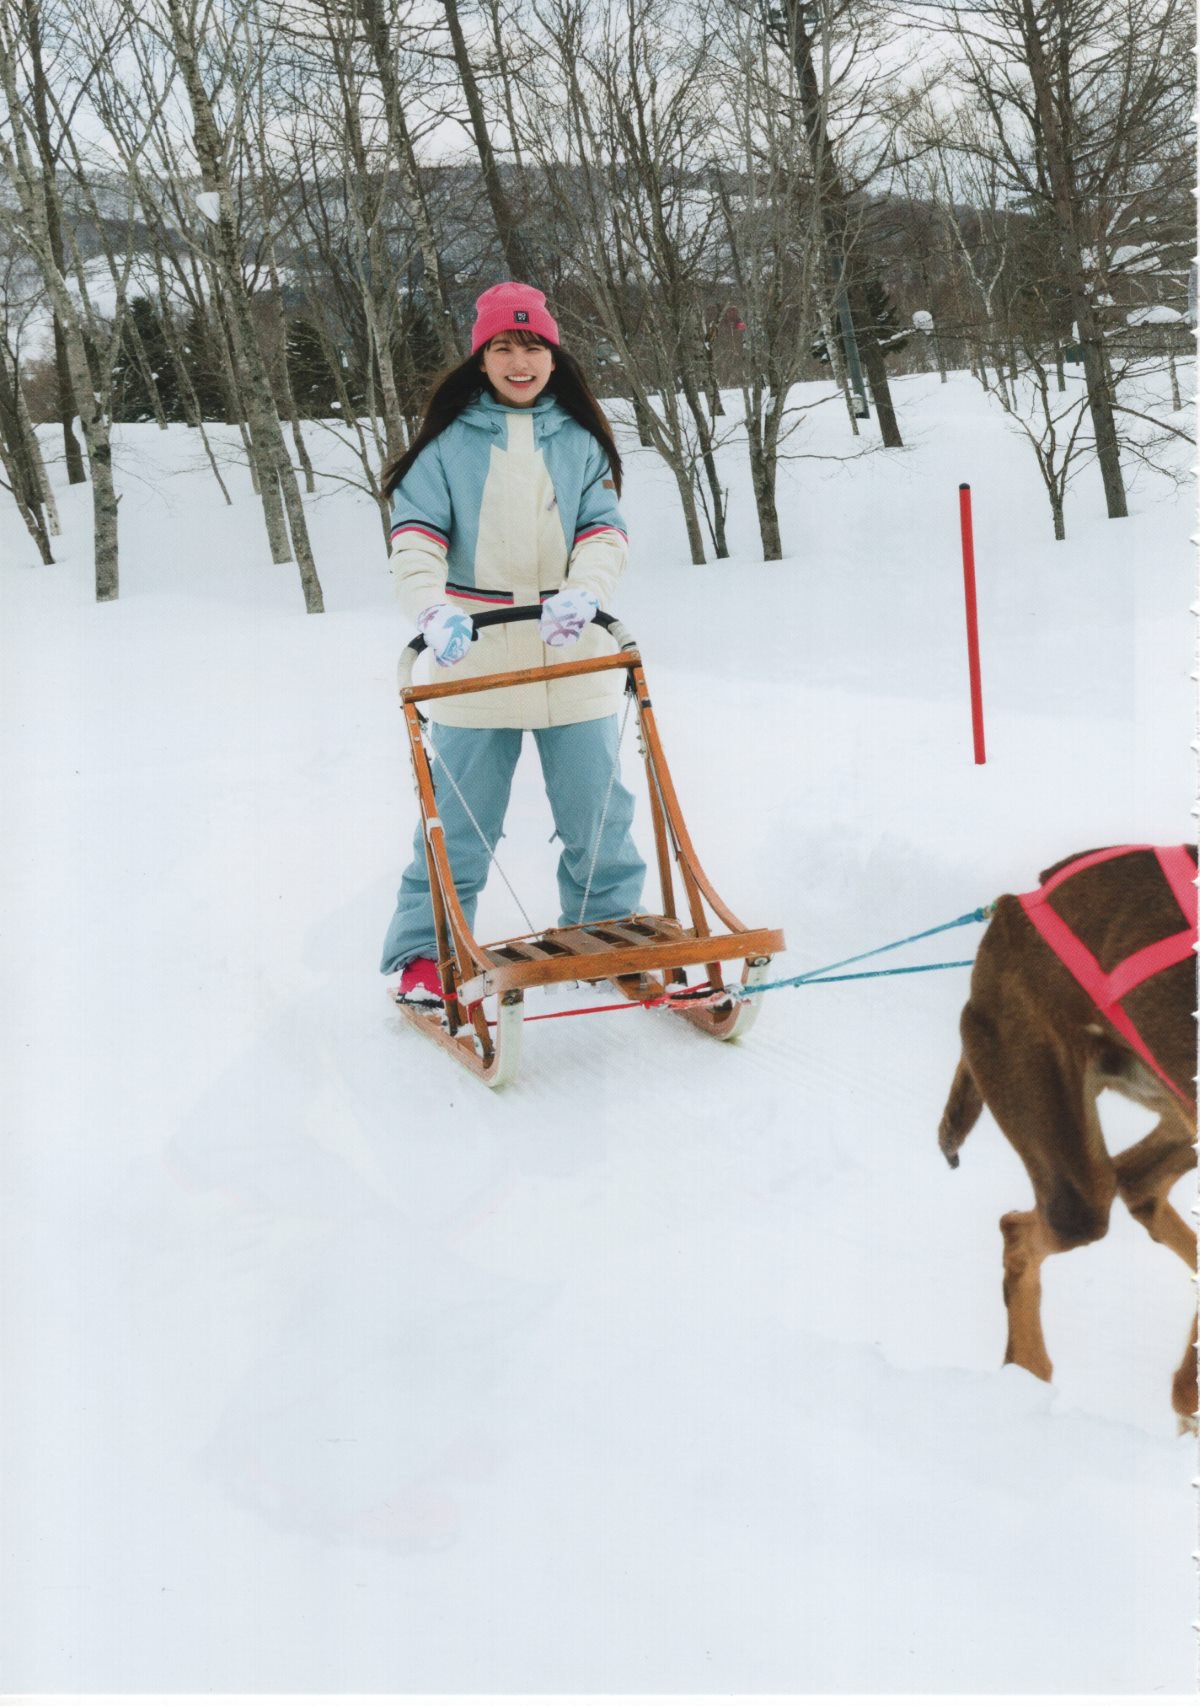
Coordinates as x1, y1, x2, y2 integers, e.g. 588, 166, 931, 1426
381, 332, 623, 499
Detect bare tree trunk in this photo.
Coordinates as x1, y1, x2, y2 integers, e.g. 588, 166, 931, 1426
50, 318, 86, 482
0, 336, 54, 560
264, 259, 316, 494
679, 366, 728, 557
170, 2, 323, 611
669, 459, 708, 565
220, 288, 294, 560
1167, 347, 1181, 412
746, 411, 783, 560
856, 306, 902, 445
482, 0, 526, 171
0, 26, 119, 597
778, 0, 902, 446
354, 0, 460, 364
815, 285, 860, 433
206, 282, 262, 490
25, 4, 85, 484
1018, 0, 1126, 518
440, 0, 536, 281
15, 361, 60, 533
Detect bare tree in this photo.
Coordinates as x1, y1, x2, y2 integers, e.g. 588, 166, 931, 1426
350, 0, 461, 366
707, 7, 824, 557
440, 0, 538, 280
0, 0, 151, 599
941, 0, 1193, 522
761, 0, 906, 447
160, 0, 324, 611
19, 0, 85, 484
511, 0, 733, 562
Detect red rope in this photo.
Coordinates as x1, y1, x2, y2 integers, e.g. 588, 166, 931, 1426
471, 987, 728, 1025
522, 998, 650, 1022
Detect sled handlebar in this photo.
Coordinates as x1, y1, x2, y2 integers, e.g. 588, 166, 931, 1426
397, 605, 638, 692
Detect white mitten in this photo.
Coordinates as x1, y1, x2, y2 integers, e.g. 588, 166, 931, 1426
418, 602, 474, 667
540, 586, 599, 647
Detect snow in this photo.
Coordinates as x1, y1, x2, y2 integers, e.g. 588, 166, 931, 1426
2, 371, 1197, 1696
1083, 241, 1161, 275
1127, 304, 1186, 326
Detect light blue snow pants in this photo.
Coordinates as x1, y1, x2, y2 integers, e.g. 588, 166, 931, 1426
381, 716, 646, 974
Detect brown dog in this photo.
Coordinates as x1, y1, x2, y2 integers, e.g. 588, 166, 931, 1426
939, 846, 1197, 1428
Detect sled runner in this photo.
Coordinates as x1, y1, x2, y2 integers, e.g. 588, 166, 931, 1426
394, 607, 786, 1086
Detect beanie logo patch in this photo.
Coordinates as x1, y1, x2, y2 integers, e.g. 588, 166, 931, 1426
514, 309, 529, 322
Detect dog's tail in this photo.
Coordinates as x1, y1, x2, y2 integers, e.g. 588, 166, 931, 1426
938, 1055, 984, 1170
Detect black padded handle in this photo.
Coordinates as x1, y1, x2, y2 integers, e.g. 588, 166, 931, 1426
397, 606, 638, 693
406, 604, 628, 655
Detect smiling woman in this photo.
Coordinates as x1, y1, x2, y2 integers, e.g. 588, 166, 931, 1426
377, 282, 646, 991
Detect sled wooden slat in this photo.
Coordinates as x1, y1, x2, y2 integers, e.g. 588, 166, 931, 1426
456, 918, 785, 1003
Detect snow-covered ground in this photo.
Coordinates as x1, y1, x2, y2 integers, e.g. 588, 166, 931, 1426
2, 371, 1196, 1694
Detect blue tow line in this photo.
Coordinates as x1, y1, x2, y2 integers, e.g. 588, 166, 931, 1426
732, 903, 995, 998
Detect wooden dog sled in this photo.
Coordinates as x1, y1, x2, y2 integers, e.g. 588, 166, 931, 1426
394, 607, 786, 1086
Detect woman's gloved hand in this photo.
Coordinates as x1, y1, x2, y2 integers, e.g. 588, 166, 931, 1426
418, 603, 474, 667
540, 586, 599, 647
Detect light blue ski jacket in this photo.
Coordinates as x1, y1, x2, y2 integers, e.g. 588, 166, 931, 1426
389, 392, 628, 728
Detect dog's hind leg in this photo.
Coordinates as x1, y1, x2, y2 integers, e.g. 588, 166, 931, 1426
1112, 1112, 1196, 1269
1112, 1111, 1198, 1427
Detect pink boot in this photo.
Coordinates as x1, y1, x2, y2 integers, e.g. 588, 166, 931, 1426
396, 957, 444, 1004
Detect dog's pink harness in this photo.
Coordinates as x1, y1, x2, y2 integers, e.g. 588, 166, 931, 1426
1018, 845, 1197, 1108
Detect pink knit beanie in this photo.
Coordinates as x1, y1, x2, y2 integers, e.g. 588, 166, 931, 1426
471, 282, 559, 353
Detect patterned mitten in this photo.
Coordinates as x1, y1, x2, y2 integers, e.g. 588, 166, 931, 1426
540, 586, 599, 647
418, 603, 474, 667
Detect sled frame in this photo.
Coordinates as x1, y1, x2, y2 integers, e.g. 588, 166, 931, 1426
395, 612, 785, 1086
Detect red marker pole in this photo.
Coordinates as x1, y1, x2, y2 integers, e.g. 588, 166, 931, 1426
958, 482, 986, 765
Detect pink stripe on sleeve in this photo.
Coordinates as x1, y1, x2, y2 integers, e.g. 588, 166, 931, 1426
390, 524, 448, 548
573, 524, 628, 546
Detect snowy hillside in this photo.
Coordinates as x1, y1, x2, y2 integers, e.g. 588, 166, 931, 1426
2, 371, 1196, 1694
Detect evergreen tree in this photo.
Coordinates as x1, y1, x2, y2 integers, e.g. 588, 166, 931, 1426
392, 296, 443, 416
180, 305, 230, 421
286, 317, 341, 416
112, 296, 183, 422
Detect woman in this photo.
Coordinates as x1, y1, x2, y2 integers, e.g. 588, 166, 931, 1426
380, 281, 646, 998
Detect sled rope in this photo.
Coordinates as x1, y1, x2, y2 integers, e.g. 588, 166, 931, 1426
576, 691, 635, 925
424, 725, 540, 938
720, 903, 995, 1000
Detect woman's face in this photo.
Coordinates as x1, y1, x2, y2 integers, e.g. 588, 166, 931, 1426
480, 334, 555, 406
